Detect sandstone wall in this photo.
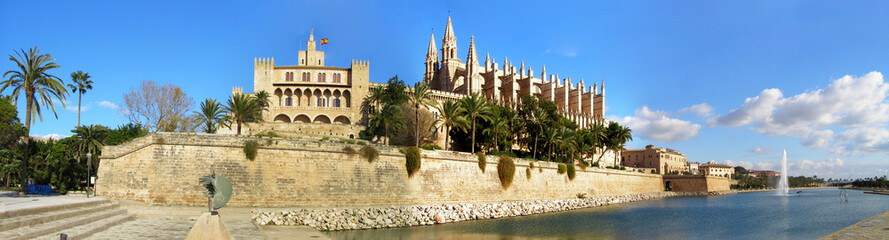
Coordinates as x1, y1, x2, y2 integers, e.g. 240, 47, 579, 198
97, 132, 664, 207
664, 175, 731, 192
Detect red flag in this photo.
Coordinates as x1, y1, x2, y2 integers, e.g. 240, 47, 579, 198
320, 38, 329, 45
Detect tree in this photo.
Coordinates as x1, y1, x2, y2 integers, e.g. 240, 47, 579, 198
121, 80, 195, 132
530, 108, 548, 160
409, 82, 437, 147
2, 47, 68, 193
605, 122, 633, 166
542, 128, 558, 161
254, 90, 271, 111
194, 98, 225, 133
103, 123, 147, 146
70, 125, 108, 170
591, 122, 609, 165
368, 104, 406, 145
459, 93, 494, 153
67, 71, 93, 127
436, 100, 467, 151
223, 93, 262, 135
0, 96, 25, 187
483, 114, 509, 152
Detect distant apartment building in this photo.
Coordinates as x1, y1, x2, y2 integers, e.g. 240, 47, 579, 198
747, 170, 780, 178
621, 145, 688, 174
700, 162, 735, 178
687, 162, 700, 175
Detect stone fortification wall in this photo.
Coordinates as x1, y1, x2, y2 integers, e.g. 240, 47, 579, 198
664, 175, 731, 192
97, 132, 664, 207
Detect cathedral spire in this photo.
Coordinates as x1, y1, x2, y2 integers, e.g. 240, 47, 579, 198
441, 16, 458, 61
466, 35, 478, 64
426, 31, 438, 61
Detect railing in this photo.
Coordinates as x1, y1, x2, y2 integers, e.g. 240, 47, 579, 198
273, 106, 352, 111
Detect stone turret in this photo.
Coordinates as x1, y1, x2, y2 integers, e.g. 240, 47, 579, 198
465, 35, 481, 94
424, 31, 439, 84
441, 16, 458, 61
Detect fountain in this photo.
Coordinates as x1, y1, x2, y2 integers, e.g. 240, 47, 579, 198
776, 149, 789, 196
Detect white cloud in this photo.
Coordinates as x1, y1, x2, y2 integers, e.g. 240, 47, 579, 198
98, 101, 119, 110
747, 146, 773, 155
725, 159, 753, 169
610, 106, 701, 142
711, 72, 889, 151
31, 133, 68, 140
831, 127, 889, 156
678, 103, 714, 118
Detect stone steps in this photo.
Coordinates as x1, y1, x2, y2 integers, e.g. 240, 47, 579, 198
0, 198, 132, 240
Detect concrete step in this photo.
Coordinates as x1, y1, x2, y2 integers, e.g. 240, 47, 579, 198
0, 198, 111, 220
0, 202, 120, 232
34, 213, 133, 240
0, 207, 127, 240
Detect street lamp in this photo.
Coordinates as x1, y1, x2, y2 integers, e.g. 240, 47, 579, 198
86, 152, 91, 198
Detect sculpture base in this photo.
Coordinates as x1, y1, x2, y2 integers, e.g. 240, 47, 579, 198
185, 212, 235, 240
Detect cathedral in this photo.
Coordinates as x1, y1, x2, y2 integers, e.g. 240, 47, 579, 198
423, 17, 606, 127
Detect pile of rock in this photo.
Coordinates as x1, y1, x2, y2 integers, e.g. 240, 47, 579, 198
252, 191, 722, 231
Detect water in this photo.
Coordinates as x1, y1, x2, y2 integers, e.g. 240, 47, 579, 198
327, 189, 889, 240
777, 149, 789, 196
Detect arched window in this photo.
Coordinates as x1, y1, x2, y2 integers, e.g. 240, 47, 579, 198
318, 73, 326, 82
334, 99, 341, 107
332, 73, 341, 83
302, 72, 309, 82
285, 97, 292, 106
317, 98, 323, 107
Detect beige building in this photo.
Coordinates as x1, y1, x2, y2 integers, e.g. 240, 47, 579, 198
700, 162, 735, 178
688, 162, 700, 175
228, 30, 370, 138
423, 17, 605, 128
621, 145, 688, 174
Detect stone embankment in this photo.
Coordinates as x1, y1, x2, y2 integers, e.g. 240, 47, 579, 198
252, 191, 730, 231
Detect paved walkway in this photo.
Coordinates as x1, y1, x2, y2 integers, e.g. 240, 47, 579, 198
821, 209, 889, 240
0, 191, 99, 213
86, 219, 263, 240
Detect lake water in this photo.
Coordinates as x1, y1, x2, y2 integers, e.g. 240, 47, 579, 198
326, 188, 889, 240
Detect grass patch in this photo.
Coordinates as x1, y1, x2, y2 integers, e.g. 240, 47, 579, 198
557, 163, 567, 174
339, 139, 357, 144
320, 137, 330, 141
591, 162, 600, 168
343, 146, 357, 156
419, 144, 442, 151
404, 146, 421, 177
154, 137, 165, 144
255, 131, 280, 138
360, 146, 379, 163
244, 140, 259, 161
567, 163, 576, 180
497, 155, 515, 189
477, 152, 487, 173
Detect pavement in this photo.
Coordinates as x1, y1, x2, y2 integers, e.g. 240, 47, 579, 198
821, 209, 889, 240
0, 191, 101, 213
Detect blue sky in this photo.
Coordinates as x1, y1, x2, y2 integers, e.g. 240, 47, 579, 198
2, 1, 888, 179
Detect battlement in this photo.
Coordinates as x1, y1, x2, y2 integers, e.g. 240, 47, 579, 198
351, 60, 370, 68
254, 57, 275, 68
232, 87, 244, 95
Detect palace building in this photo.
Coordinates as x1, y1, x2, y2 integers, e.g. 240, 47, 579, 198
423, 17, 606, 128
226, 30, 370, 138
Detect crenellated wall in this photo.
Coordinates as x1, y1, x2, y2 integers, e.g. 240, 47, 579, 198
97, 133, 673, 207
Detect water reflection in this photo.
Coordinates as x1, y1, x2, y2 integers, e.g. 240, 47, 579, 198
327, 189, 889, 240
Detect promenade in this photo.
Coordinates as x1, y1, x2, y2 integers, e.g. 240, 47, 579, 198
821, 209, 889, 240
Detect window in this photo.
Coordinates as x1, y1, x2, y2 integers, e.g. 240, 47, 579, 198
318, 73, 326, 82
302, 72, 309, 82
334, 99, 341, 107
332, 73, 341, 83
317, 98, 323, 107
285, 97, 292, 106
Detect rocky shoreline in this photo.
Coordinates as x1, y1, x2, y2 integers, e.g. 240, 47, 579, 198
252, 191, 731, 231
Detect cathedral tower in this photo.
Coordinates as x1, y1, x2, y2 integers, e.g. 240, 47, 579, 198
424, 31, 439, 85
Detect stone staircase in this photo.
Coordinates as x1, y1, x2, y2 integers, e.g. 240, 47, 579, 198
0, 198, 133, 240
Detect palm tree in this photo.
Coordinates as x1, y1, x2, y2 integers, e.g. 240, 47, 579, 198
223, 93, 262, 135
70, 125, 108, 170
483, 115, 509, 152
542, 128, 558, 161
574, 129, 595, 164
364, 85, 385, 113
555, 128, 576, 162
67, 71, 92, 127
609, 123, 633, 166
194, 98, 225, 133
530, 108, 548, 160
254, 90, 271, 111
459, 93, 494, 153
2, 47, 67, 193
591, 122, 609, 165
436, 100, 467, 151
409, 82, 437, 147
368, 104, 406, 145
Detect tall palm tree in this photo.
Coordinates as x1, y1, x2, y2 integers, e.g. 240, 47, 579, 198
542, 128, 559, 161
409, 82, 437, 147
436, 100, 467, 151
368, 104, 406, 145
609, 123, 633, 166
530, 108, 548, 160
70, 125, 108, 170
254, 90, 271, 111
591, 122, 609, 165
483, 115, 509, 152
364, 85, 385, 113
459, 93, 494, 153
194, 98, 225, 133
223, 93, 262, 135
555, 128, 576, 162
1, 47, 67, 193
67, 71, 92, 127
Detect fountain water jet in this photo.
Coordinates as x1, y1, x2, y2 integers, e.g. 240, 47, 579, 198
776, 149, 789, 196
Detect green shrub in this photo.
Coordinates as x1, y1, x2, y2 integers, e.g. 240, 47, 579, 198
419, 144, 442, 151
497, 155, 515, 189
343, 146, 357, 156
404, 146, 421, 177
154, 137, 165, 144
577, 193, 587, 199
529, 162, 535, 169
255, 131, 280, 138
591, 162, 600, 168
526, 167, 532, 180
476, 152, 487, 173
620, 166, 626, 170
490, 150, 517, 158
651, 169, 657, 174
557, 163, 567, 174
360, 146, 379, 163
244, 140, 259, 160
320, 137, 330, 141
567, 163, 576, 180
583, 161, 590, 167
340, 139, 357, 144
